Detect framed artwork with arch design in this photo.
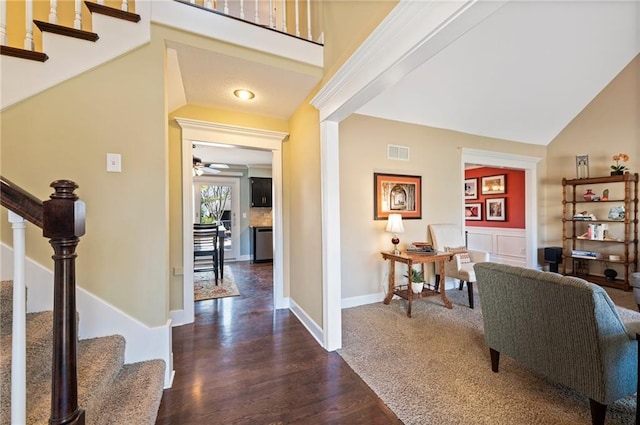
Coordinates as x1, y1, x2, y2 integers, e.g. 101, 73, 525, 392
374, 173, 422, 220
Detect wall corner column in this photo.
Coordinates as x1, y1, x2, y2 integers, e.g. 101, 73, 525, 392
320, 120, 342, 351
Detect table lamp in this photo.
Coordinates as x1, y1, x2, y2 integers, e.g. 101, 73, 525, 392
385, 213, 404, 254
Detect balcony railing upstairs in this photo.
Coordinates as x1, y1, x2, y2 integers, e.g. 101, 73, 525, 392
174, 0, 323, 44
0, 0, 322, 61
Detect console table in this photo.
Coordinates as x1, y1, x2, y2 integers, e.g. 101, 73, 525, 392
381, 251, 455, 317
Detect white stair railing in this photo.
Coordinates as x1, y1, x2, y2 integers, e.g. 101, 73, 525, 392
183, 0, 319, 42
8, 211, 27, 425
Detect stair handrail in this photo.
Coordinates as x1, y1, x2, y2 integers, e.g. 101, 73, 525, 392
0, 177, 86, 425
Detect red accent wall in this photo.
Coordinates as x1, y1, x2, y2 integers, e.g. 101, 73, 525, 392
465, 167, 525, 229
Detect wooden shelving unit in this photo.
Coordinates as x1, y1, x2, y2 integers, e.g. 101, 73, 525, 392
561, 172, 638, 290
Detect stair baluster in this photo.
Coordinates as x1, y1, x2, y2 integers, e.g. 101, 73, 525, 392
8, 212, 27, 425
43, 180, 86, 425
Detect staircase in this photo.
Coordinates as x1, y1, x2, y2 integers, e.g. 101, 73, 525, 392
1, 0, 150, 110
0, 280, 165, 425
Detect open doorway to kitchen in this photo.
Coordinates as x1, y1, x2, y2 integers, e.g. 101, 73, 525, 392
174, 118, 287, 326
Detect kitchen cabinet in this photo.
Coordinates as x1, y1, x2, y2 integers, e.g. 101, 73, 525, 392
250, 177, 272, 208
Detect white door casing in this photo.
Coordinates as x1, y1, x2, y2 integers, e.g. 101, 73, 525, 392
173, 118, 287, 326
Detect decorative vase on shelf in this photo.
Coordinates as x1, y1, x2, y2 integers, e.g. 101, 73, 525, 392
611, 171, 624, 176
583, 189, 595, 201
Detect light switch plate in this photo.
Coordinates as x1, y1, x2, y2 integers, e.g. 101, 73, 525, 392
106, 153, 122, 172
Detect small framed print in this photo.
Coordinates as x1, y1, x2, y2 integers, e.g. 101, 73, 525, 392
481, 175, 506, 195
576, 154, 589, 179
465, 203, 482, 221
486, 198, 506, 221
464, 178, 478, 200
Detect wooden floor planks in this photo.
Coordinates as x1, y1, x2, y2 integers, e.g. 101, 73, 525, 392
155, 261, 401, 425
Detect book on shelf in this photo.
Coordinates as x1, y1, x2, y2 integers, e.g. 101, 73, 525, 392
572, 249, 599, 259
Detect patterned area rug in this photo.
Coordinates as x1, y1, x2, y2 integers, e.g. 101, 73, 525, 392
194, 267, 240, 301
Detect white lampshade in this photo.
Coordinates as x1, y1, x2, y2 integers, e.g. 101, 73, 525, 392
385, 214, 405, 234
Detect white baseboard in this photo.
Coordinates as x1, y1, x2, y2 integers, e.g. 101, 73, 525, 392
1, 242, 174, 388
289, 298, 324, 348
342, 292, 386, 309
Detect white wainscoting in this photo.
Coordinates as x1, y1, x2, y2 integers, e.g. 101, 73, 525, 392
466, 227, 526, 267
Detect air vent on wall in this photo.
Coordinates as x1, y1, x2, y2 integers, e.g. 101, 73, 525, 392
387, 144, 409, 161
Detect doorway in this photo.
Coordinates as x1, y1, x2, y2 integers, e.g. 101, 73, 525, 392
194, 177, 240, 261
174, 118, 287, 327
461, 148, 541, 269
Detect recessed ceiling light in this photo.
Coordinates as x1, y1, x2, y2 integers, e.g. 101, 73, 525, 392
208, 163, 230, 169
233, 89, 255, 100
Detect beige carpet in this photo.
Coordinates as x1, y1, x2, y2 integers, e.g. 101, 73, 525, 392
194, 266, 240, 301
339, 287, 637, 425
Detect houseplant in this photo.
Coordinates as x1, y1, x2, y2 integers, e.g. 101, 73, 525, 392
404, 268, 425, 294
610, 153, 629, 175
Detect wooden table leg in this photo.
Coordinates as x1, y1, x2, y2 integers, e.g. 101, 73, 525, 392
407, 271, 413, 318
383, 259, 395, 304
439, 261, 453, 309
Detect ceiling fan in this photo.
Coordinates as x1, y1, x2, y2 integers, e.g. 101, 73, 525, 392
192, 156, 222, 176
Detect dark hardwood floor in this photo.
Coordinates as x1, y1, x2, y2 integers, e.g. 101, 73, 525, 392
155, 261, 401, 425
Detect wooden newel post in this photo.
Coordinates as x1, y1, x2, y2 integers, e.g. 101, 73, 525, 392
43, 180, 86, 425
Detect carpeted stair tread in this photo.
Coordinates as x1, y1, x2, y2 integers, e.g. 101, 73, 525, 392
0, 311, 54, 425
90, 360, 166, 425
24, 334, 126, 425
1, 280, 15, 336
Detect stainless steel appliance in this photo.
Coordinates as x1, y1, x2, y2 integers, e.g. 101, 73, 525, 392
251, 226, 273, 263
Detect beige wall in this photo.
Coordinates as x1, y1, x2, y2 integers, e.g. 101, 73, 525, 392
339, 114, 547, 299
1, 30, 168, 327
322, 0, 398, 80
167, 105, 288, 311
546, 54, 640, 249
286, 97, 323, 325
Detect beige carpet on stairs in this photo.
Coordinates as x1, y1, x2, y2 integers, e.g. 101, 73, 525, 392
338, 286, 637, 425
0, 280, 165, 425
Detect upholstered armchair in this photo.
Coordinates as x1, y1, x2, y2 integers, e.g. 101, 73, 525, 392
428, 223, 490, 308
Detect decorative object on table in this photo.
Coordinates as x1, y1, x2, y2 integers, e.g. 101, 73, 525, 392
486, 197, 506, 221
385, 213, 404, 255
406, 243, 434, 254
608, 205, 625, 220
583, 188, 595, 201
610, 153, 629, 175
575, 154, 589, 179
373, 173, 422, 220
464, 202, 482, 221
481, 174, 506, 195
403, 267, 425, 294
464, 178, 478, 200
602, 189, 609, 201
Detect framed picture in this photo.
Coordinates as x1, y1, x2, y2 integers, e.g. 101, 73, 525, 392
374, 173, 422, 220
576, 154, 589, 179
481, 174, 506, 195
486, 198, 506, 221
465, 203, 482, 221
464, 178, 478, 200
